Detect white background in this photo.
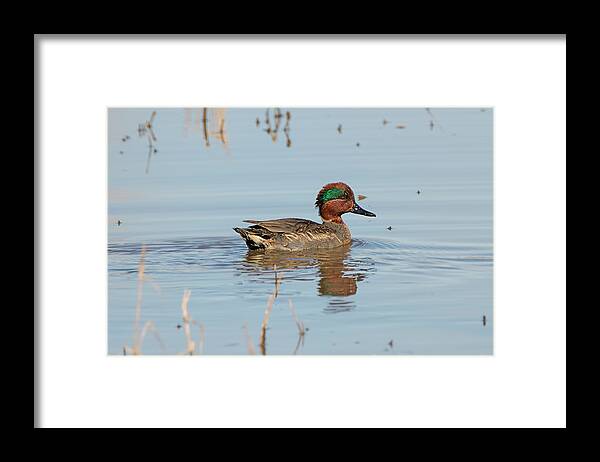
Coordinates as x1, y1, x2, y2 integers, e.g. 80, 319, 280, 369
37, 36, 566, 428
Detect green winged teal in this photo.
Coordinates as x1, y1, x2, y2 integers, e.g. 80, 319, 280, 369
233, 182, 376, 251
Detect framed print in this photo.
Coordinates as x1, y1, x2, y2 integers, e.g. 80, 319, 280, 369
36, 35, 565, 428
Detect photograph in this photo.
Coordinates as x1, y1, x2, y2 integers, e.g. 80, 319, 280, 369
37, 35, 565, 428
108, 107, 493, 355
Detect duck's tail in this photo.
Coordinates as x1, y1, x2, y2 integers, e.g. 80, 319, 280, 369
233, 227, 270, 250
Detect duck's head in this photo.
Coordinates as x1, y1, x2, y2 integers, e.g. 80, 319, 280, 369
315, 182, 376, 224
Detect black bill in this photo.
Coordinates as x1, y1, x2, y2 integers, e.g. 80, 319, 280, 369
349, 202, 376, 217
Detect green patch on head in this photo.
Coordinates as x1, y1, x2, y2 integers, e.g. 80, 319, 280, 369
322, 188, 346, 202
315, 187, 348, 209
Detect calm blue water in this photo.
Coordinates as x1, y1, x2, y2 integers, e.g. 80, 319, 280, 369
108, 108, 493, 355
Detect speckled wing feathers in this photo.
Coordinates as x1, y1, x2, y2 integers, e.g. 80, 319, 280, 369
243, 218, 318, 234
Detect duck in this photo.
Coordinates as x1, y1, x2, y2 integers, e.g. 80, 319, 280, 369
233, 182, 376, 251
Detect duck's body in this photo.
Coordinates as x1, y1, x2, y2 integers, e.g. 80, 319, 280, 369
234, 218, 351, 251
233, 182, 375, 251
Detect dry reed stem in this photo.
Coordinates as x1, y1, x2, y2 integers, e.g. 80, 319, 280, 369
148, 127, 157, 142
123, 246, 165, 355
288, 299, 305, 336
283, 115, 292, 148
243, 322, 256, 355
271, 108, 281, 142
202, 108, 210, 147
259, 266, 282, 355
288, 299, 306, 355
145, 141, 153, 174
209, 108, 229, 153
140, 320, 166, 352
198, 322, 206, 355
259, 294, 276, 355
181, 289, 195, 355
131, 245, 147, 355
273, 265, 281, 298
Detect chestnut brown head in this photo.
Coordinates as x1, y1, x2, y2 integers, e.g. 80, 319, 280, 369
315, 182, 376, 223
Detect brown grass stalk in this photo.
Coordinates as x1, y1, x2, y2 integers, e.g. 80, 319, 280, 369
202, 108, 210, 147
243, 322, 256, 355
288, 299, 306, 355
258, 266, 282, 355
130, 245, 147, 355
198, 322, 206, 355
139, 320, 165, 352
181, 289, 195, 355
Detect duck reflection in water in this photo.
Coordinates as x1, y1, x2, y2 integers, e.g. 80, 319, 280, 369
240, 243, 370, 313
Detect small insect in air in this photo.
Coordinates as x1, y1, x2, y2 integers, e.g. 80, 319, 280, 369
255, 117, 260, 127
337, 124, 342, 134
383, 118, 389, 125
387, 226, 392, 231
388, 339, 394, 348
482, 315, 487, 326
417, 190, 421, 195
117, 220, 122, 226
356, 142, 360, 147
